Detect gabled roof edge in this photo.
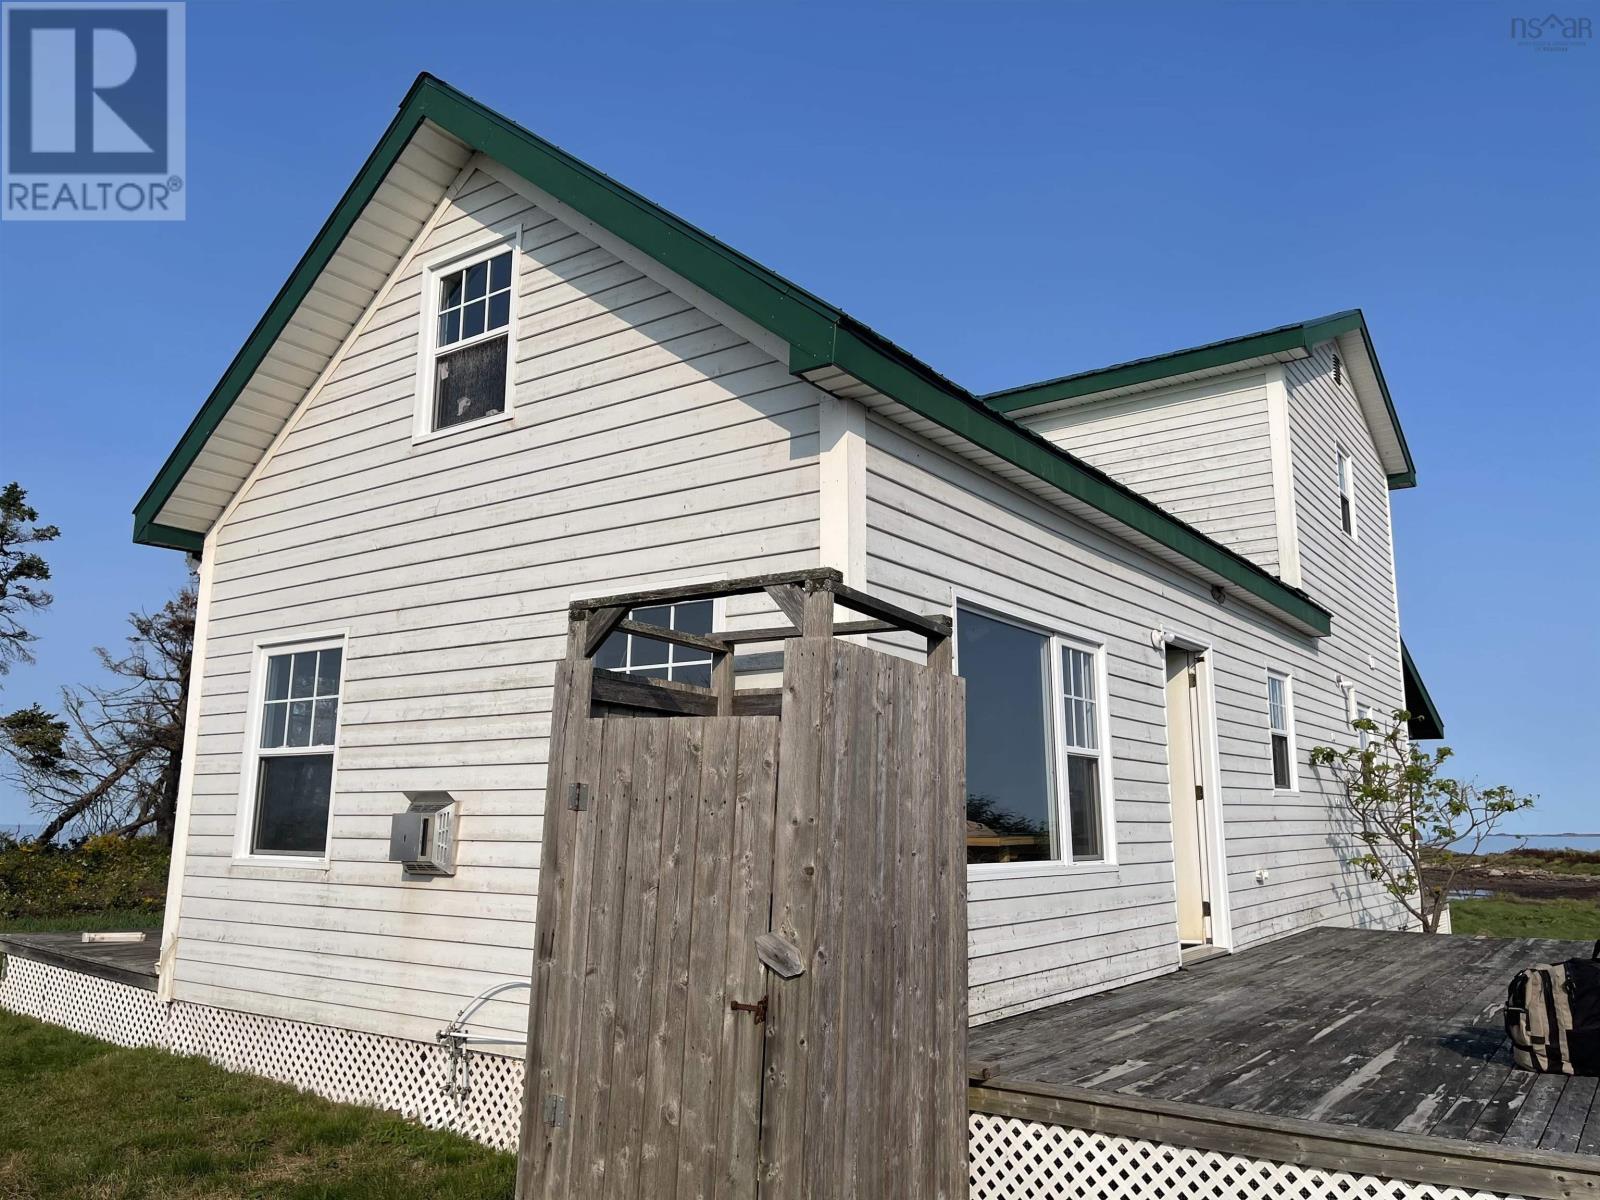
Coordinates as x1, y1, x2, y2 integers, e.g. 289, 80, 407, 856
983, 310, 1418, 490
1401, 640, 1445, 741
131, 74, 1332, 637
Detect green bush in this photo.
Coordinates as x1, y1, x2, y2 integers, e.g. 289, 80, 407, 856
0, 834, 169, 920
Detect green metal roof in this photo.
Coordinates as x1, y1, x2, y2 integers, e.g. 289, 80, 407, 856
983, 310, 1418, 490
1401, 641, 1445, 740
133, 73, 1333, 637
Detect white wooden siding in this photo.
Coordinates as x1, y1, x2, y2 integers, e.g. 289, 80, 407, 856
1022, 377, 1281, 574
172, 169, 822, 1045
862, 408, 1410, 1025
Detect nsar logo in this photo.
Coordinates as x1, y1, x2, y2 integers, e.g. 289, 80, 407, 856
2, 2, 185, 220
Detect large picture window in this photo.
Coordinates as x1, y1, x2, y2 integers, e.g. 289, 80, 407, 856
420, 236, 517, 436
245, 638, 344, 857
957, 605, 1111, 868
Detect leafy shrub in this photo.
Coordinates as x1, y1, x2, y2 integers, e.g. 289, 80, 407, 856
0, 834, 169, 920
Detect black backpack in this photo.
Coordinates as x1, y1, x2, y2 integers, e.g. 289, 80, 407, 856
1506, 942, 1600, 1075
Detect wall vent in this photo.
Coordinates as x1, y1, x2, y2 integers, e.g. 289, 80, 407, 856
389, 792, 458, 876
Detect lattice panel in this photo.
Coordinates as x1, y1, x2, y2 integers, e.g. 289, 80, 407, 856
967, 1113, 1524, 1200
0, 956, 524, 1151
0, 953, 165, 1048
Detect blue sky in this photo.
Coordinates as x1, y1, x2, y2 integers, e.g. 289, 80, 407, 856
0, 2, 1595, 834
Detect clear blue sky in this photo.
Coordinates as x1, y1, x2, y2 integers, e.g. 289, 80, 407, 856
0, 2, 1595, 833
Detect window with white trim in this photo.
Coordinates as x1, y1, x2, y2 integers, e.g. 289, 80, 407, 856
1337, 446, 1357, 537
1059, 643, 1106, 861
595, 599, 714, 688
1267, 671, 1296, 791
1357, 701, 1375, 751
247, 640, 343, 856
424, 241, 515, 433
956, 604, 1111, 867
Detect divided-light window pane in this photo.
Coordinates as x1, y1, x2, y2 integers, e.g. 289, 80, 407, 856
430, 249, 513, 432
251, 643, 344, 857
596, 599, 714, 687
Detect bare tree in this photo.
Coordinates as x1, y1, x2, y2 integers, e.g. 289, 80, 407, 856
0, 482, 60, 676
1310, 711, 1535, 932
0, 585, 195, 844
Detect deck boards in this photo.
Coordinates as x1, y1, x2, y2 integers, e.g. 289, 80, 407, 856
0, 932, 159, 991
968, 926, 1599, 1153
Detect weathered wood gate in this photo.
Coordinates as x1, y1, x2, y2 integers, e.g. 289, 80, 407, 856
517, 569, 967, 1200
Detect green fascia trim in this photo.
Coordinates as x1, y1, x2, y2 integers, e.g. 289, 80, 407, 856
1401, 640, 1445, 740
131, 73, 1333, 636
138, 522, 205, 554
983, 310, 1366, 413
982, 318, 1340, 414
982, 309, 1418, 491
815, 327, 1334, 637
132, 83, 431, 548
133, 74, 847, 549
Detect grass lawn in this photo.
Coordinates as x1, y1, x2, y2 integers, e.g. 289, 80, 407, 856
0, 908, 166, 934
0, 1009, 514, 1199
1452, 896, 1600, 939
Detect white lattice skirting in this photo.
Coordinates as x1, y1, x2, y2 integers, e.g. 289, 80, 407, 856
0, 955, 524, 1150
0, 953, 1534, 1195
967, 1112, 1524, 1200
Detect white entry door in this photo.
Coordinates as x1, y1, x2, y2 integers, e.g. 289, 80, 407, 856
1165, 647, 1214, 945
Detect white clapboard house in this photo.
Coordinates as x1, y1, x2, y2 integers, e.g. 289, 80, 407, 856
135, 76, 1444, 1085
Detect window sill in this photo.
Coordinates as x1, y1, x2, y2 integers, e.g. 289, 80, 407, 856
967, 858, 1120, 884
411, 407, 515, 448
1272, 787, 1302, 799
229, 854, 331, 873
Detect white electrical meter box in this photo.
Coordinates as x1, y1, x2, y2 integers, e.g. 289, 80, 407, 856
389, 792, 458, 876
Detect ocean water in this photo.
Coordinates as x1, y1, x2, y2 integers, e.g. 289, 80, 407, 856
1473, 834, 1600, 854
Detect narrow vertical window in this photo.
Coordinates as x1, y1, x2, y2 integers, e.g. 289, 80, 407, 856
1268, 671, 1295, 791
1357, 701, 1375, 751
595, 599, 714, 687
424, 241, 516, 434
1338, 447, 1357, 538
1060, 644, 1105, 861
249, 640, 343, 856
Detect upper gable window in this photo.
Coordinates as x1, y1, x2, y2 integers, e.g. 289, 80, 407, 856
1337, 446, 1358, 538
418, 234, 518, 437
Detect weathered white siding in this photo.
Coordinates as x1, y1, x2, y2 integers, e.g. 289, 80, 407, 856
172, 169, 822, 1044
1022, 377, 1281, 574
862, 407, 1411, 1025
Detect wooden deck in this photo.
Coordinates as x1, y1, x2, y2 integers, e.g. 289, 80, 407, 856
0, 931, 159, 991
970, 926, 1600, 1155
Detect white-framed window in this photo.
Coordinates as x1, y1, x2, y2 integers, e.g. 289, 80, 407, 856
1337, 446, 1357, 538
415, 229, 519, 439
1357, 701, 1375, 751
239, 636, 345, 859
955, 603, 1113, 869
594, 598, 715, 688
1267, 670, 1297, 791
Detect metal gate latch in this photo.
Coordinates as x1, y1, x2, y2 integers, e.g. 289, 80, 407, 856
729, 996, 768, 1024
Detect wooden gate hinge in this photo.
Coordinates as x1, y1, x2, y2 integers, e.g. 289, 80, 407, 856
543, 1093, 566, 1127
568, 782, 589, 811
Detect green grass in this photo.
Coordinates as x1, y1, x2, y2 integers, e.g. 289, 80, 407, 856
1452, 896, 1600, 939
0, 908, 166, 933
0, 1009, 514, 1199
